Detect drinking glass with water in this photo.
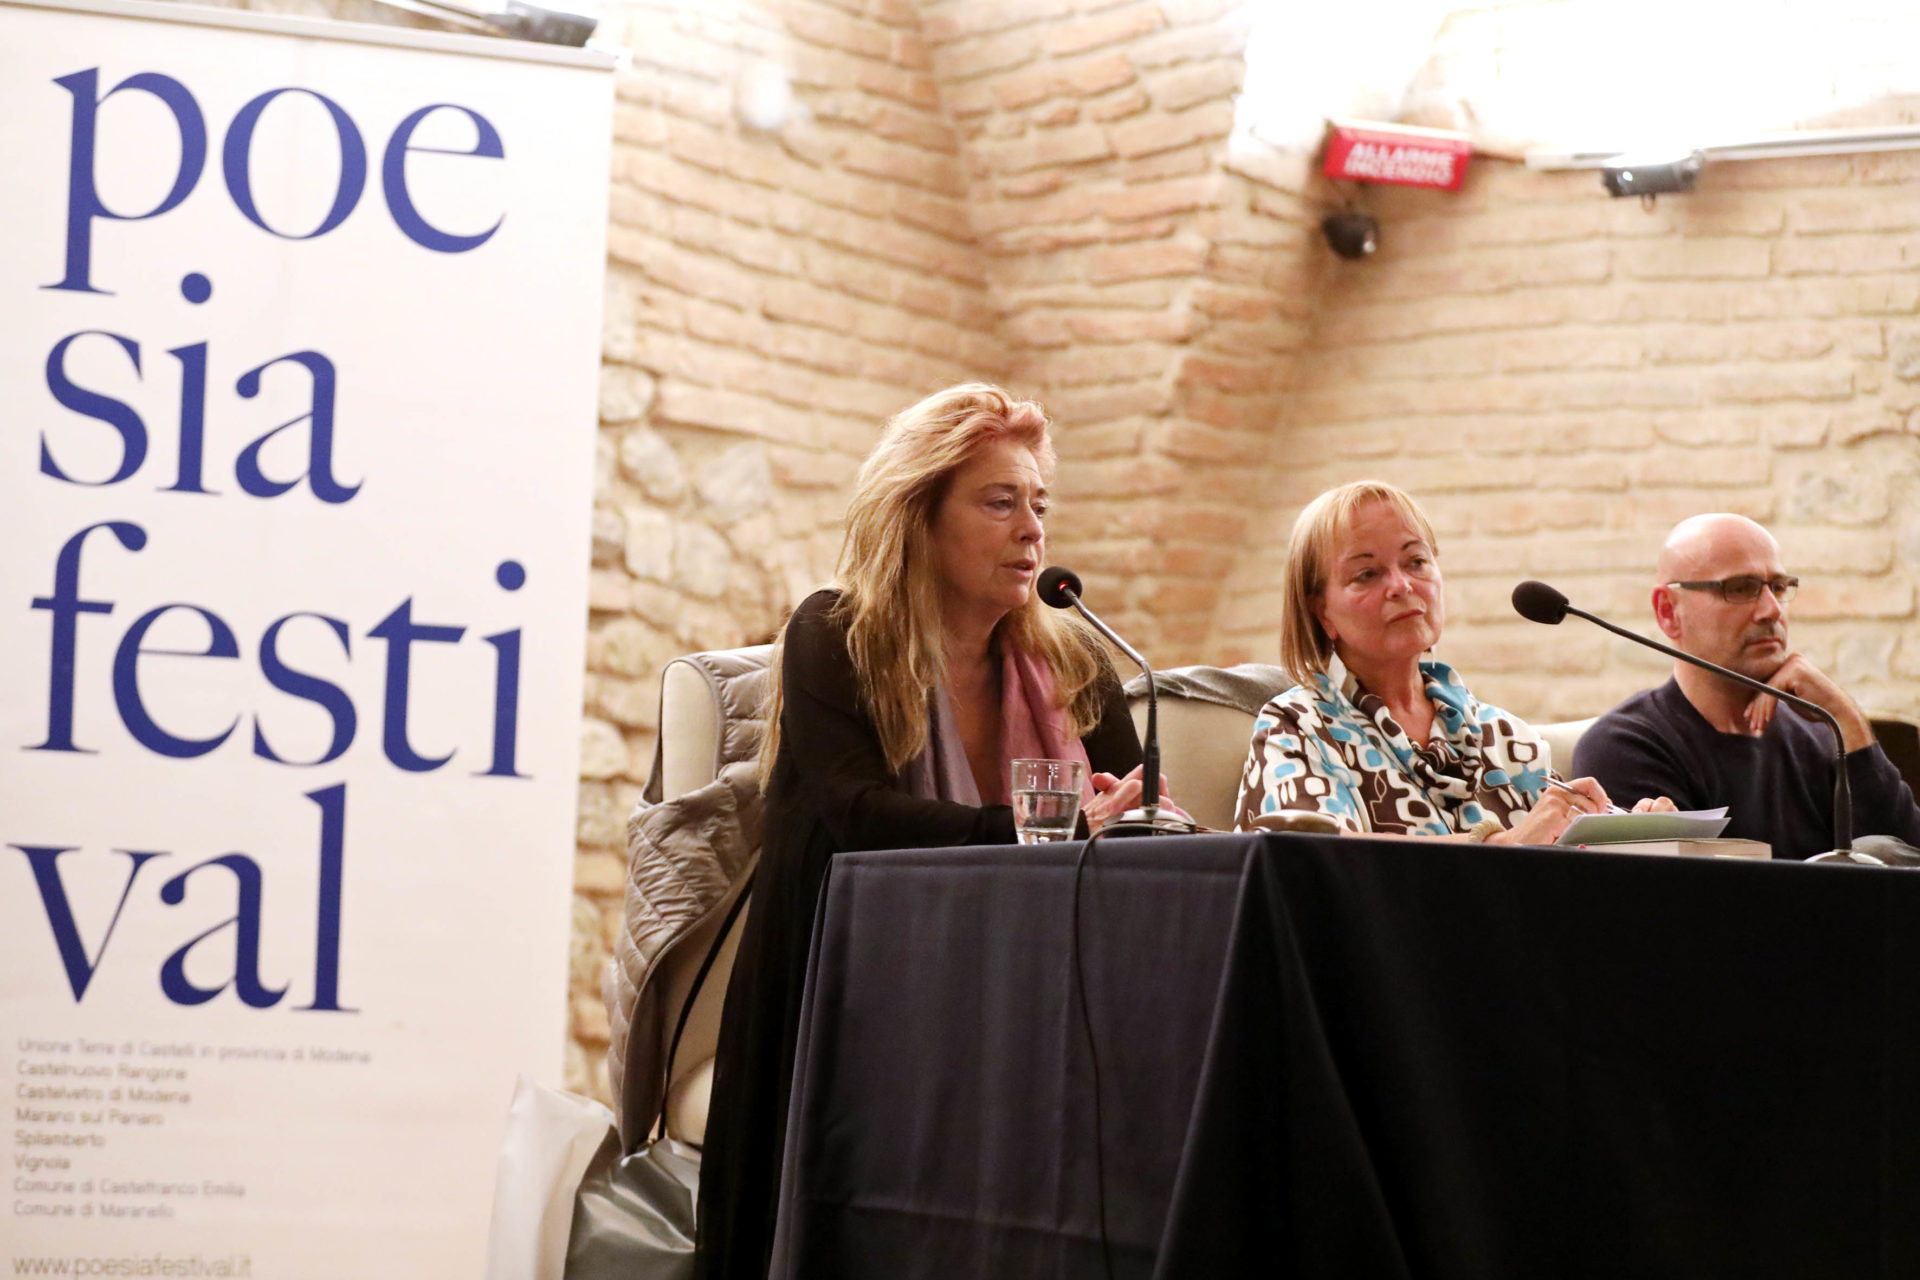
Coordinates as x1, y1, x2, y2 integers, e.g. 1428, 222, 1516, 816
1010, 758, 1085, 844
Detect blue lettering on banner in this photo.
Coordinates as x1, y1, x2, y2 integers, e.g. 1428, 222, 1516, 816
13, 849, 165, 1000
255, 615, 358, 767
367, 600, 466, 773
29, 520, 148, 753
382, 104, 506, 253
12, 785, 354, 1010
45, 68, 504, 294
28, 526, 528, 772
233, 351, 360, 503
113, 604, 243, 759
222, 88, 369, 240
16, 60, 529, 1016
41, 331, 361, 502
42, 331, 146, 485
45, 69, 207, 296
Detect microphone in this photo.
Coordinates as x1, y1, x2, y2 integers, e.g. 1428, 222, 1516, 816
1511, 580, 1853, 858
1035, 566, 1187, 836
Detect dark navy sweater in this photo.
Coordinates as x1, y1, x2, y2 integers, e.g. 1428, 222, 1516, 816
1572, 677, 1920, 861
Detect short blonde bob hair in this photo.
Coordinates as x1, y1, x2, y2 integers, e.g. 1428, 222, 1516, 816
1278, 480, 1440, 686
761, 383, 1112, 777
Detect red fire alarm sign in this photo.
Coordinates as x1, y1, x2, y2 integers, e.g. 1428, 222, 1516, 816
1323, 120, 1474, 191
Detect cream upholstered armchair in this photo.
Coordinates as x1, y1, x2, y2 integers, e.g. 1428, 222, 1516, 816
605, 646, 770, 1153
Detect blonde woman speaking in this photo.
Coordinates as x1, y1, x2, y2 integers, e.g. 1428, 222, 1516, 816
696, 383, 1168, 1280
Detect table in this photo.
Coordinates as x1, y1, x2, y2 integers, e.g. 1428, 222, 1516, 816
768, 833, 1920, 1279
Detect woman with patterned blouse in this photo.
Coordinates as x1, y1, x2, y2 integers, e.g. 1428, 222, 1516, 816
1234, 481, 1672, 842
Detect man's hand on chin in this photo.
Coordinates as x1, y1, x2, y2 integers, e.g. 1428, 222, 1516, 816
1745, 653, 1875, 752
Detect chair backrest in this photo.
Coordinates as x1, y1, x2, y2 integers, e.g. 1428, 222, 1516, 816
1126, 664, 1295, 832
609, 645, 771, 1150
650, 645, 775, 803
1129, 665, 1604, 828
1534, 717, 1598, 780
1871, 714, 1920, 800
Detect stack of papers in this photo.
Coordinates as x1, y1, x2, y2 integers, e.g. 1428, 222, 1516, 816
1555, 807, 1730, 848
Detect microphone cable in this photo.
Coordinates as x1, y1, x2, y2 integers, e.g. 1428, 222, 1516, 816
1069, 828, 1119, 1280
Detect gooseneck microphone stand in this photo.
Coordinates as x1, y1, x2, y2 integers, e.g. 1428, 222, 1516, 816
1511, 579, 1854, 859
1036, 566, 1189, 836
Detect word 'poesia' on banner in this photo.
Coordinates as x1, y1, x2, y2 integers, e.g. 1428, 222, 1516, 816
16, 63, 524, 1016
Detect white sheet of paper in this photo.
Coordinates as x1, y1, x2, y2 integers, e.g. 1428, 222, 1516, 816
1556, 807, 1732, 846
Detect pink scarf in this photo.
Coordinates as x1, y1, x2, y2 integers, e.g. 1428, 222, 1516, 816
997, 647, 1094, 807
898, 647, 1095, 809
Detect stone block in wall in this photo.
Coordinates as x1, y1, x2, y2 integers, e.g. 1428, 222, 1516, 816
1837, 629, 1901, 688
619, 426, 689, 504
1089, 86, 1152, 124
695, 443, 774, 525
1146, 59, 1243, 113
924, 0, 1074, 44
1616, 488, 1776, 530
577, 782, 623, 849
1044, 3, 1165, 57
572, 992, 611, 1046
623, 505, 675, 581
1125, 15, 1246, 70
1889, 328, 1920, 382
1774, 233, 1917, 278
594, 616, 656, 678
574, 850, 626, 899
1795, 578, 1916, 620
625, 582, 680, 633
588, 568, 631, 613
1151, 420, 1263, 465
563, 1038, 595, 1100
1895, 637, 1920, 681
623, 729, 656, 784
1626, 446, 1771, 490
1650, 413, 1763, 447
591, 507, 625, 567
673, 523, 735, 599
580, 718, 628, 781
1789, 192, 1920, 236
570, 895, 608, 993
1705, 365, 1854, 405
1108, 99, 1234, 160
1617, 238, 1773, 281
593, 434, 615, 503
600, 365, 658, 423
1787, 466, 1893, 525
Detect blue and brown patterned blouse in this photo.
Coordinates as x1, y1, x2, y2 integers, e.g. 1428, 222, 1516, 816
1234, 657, 1557, 836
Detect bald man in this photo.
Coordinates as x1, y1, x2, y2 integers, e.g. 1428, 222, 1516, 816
1571, 514, 1920, 860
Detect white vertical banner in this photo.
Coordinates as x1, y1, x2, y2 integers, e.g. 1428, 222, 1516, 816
0, 0, 612, 1273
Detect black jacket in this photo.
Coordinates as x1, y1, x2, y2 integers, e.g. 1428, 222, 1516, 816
693, 590, 1142, 1280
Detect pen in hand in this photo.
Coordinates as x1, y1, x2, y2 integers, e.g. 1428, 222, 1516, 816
1546, 776, 1627, 815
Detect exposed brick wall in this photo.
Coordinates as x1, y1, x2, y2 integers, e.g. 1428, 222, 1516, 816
155, 0, 1920, 1099
922, 0, 1332, 658
1208, 154, 1920, 732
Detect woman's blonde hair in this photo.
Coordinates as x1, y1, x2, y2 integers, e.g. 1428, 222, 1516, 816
1277, 480, 1439, 686
761, 383, 1113, 778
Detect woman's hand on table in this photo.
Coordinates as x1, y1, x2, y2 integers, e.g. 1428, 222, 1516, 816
1487, 776, 1613, 846
1086, 766, 1192, 833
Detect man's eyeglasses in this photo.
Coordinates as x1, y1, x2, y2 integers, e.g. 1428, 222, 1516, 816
1664, 575, 1799, 604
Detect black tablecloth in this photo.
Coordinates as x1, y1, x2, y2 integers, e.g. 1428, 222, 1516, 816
768, 834, 1920, 1279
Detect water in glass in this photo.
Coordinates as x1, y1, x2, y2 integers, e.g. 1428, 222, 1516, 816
1013, 788, 1080, 843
